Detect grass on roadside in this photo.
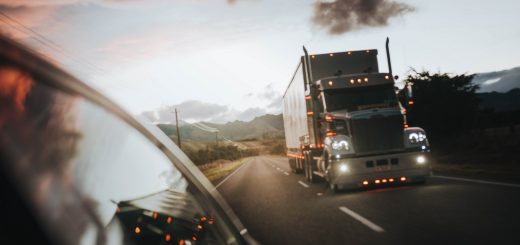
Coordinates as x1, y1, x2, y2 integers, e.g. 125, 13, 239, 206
199, 158, 248, 185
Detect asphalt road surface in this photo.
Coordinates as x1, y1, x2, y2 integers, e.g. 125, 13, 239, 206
217, 156, 520, 245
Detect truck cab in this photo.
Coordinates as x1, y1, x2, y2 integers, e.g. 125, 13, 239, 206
282, 39, 431, 192
314, 73, 430, 191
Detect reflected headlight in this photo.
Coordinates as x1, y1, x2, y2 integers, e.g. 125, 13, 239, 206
332, 140, 349, 150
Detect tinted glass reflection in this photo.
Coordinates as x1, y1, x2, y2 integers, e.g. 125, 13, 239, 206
0, 65, 218, 244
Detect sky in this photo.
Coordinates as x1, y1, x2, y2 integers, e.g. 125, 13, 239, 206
1, 0, 519, 123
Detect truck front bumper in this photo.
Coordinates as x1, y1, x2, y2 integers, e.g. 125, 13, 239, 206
327, 151, 431, 190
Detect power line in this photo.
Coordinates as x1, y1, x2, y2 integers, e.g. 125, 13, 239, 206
0, 11, 107, 76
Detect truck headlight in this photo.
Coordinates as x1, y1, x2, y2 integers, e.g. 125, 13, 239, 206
339, 164, 349, 172
416, 156, 426, 164
408, 132, 426, 144
332, 140, 349, 150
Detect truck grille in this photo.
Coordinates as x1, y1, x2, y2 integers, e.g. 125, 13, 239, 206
351, 114, 404, 154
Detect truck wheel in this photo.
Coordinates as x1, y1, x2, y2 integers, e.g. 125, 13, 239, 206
304, 154, 310, 181
330, 183, 339, 193
308, 159, 318, 183
288, 158, 296, 173
295, 158, 303, 174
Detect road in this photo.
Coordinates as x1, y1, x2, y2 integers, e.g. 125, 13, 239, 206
217, 156, 520, 245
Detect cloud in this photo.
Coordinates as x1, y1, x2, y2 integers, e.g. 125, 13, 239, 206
140, 100, 272, 124
472, 66, 520, 93
154, 100, 229, 123
312, 0, 414, 34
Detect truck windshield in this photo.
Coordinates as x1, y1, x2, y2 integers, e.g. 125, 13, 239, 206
324, 84, 398, 112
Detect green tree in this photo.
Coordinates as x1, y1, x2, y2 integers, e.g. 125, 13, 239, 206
399, 70, 480, 140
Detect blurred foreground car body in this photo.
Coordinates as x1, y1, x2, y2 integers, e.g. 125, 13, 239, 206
0, 35, 256, 245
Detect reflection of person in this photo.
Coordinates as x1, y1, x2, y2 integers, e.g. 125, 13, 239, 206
0, 65, 103, 245
0, 66, 33, 127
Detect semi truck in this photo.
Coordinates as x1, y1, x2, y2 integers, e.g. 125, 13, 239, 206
282, 38, 431, 192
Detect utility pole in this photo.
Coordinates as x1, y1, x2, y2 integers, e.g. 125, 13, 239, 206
174, 108, 181, 149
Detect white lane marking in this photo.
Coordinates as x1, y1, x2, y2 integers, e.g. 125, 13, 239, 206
432, 175, 520, 188
298, 181, 309, 188
284, 172, 290, 176
339, 206, 385, 233
215, 160, 249, 189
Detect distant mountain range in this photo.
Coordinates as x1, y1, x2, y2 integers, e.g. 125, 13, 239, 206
472, 66, 520, 93
157, 114, 284, 142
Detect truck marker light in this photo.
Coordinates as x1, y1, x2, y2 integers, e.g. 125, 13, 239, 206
408, 101, 415, 105
375, 179, 381, 184
167, 216, 173, 224
328, 80, 333, 86
404, 124, 409, 128
382, 179, 387, 183
350, 79, 355, 84
325, 115, 333, 122
400, 177, 406, 181
357, 78, 362, 83
326, 131, 336, 137
362, 180, 369, 185
135, 226, 141, 234
385, 75, 390, 80
329, 53, 334, 57
307, 112, 314, 116
311, 55, 315, 59
153, 212, 158, 219
389, 178, 394, 182
366, 50, 370, 53
364, 78, 369, 82
165, 234, 171, 242
305, 95, 311, 100
348, 51, 352, 55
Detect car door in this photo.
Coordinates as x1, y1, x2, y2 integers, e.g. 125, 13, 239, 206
0, 35, 255, 245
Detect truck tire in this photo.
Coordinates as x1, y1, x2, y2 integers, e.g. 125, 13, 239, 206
307, 154, 318, 183
330, 183, 339, 193
293, 158, 299, 174
288, 158, 296, 173
296, 158, 303, 174
304, 153, 310, 181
